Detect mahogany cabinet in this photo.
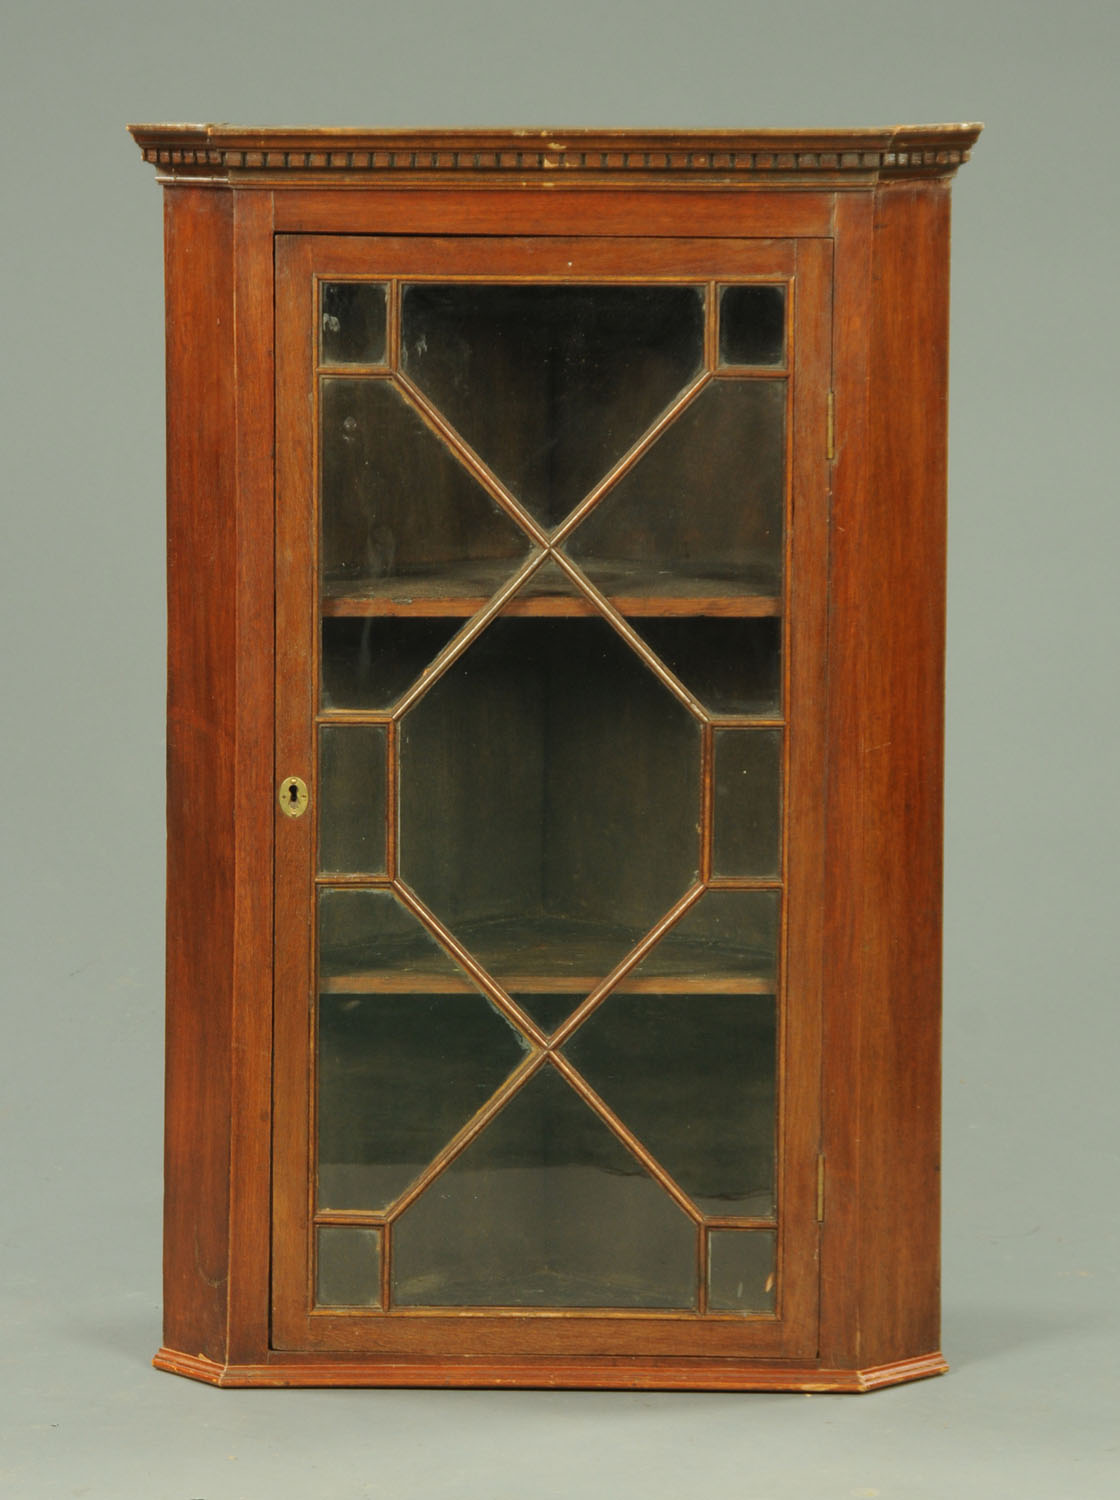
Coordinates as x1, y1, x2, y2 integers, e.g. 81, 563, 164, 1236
131, 124, 980, 1391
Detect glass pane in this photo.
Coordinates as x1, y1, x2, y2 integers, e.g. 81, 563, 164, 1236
564, 994, 776, 1217
510, 992, 586, 1035
320, 282, 388, 365
319, 886, 470, 984
321, 617, 464, 712
565, 380, 785, 602
629, 889, 780, 990
712, 729, 782, 876
392, 1064, 697, 1307
718, 285, 786, 367
630, 618, 782, 718
318, 724, 387, 874
317, 889, 528, 1212
398, 575, 702, 992
321, 379, 530, 595
315, 1225, 381, 1306
708, 1228, 776, 1313
318, 991, 528, 1211
401, 284, 705, 528
303, 275, 798, 1323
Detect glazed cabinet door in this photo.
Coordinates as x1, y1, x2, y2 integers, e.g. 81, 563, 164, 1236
271, 231, 831, 1362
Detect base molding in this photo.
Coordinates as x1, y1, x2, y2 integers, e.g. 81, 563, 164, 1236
153, 1347, 948, 1392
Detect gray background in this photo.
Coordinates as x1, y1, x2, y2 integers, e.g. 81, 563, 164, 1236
2, 1, 1116, 1495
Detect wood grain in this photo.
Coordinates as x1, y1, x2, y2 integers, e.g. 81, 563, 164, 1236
820, 183, 950, 1371
776, 233, 832, 1356
143, 129, 975, 1389
161, 187, 236, 1362
154, 1345, 947, 1391
270, 234, 319, 1352
225, 189, 277, 1363
269, 228, 829, 1366
273, 189, 833, 239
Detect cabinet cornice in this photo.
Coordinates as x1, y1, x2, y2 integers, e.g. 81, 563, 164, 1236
129, 124, 982, 186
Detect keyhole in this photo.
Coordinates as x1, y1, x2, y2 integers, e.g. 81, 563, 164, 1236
279, 775, 308, 817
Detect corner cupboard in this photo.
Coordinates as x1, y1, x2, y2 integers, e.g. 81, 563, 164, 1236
131, 123, 981, 1390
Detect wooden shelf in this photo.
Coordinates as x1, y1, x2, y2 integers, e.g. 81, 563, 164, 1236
323, 593, 781, 619
320, 972, 773, 996
321, 565, 781, 619
319, 915, 777, 997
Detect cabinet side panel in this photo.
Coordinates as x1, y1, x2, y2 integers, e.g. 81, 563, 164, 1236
859, 180, 949, 1367
824, 184, 949, 1369
162, 187, 237, 1361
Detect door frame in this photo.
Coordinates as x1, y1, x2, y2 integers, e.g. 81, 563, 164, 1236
270, 230, 832, 1362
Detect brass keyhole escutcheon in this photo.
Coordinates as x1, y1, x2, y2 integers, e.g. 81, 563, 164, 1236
279, 775, 309, 818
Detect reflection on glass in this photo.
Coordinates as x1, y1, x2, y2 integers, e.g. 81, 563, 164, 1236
315, 1225, 381, 1307
712, 729, 782, 876
398, 580, 701, 990
320, 617, 464, 712
718, 285, 786, 367
564, 994, 776, 1216
708, 1229, 776, 1313
318, 725, 387, 874
392, 1063, 697, 1307
320, 282, 388, 365
401, 284, 705, 528
629, 618, 782, 718
565, 380, 785, 599
321, 379, 529, 591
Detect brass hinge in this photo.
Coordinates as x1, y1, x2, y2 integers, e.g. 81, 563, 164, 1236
816, 1154, 826, 1223
826, 390, 835, 461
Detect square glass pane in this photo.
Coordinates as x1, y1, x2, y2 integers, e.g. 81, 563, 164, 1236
718, 285, 785, 367
708, 1228, 776, 1313
712, 728, 782, 876
315, 1225, 381, 1307
318, 724, 387, 874
320, 282, 387, 365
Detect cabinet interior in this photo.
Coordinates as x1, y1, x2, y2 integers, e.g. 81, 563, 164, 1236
309, 274, 788, 1315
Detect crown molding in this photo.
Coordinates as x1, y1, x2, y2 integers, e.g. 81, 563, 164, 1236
129, 125, 982, 187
